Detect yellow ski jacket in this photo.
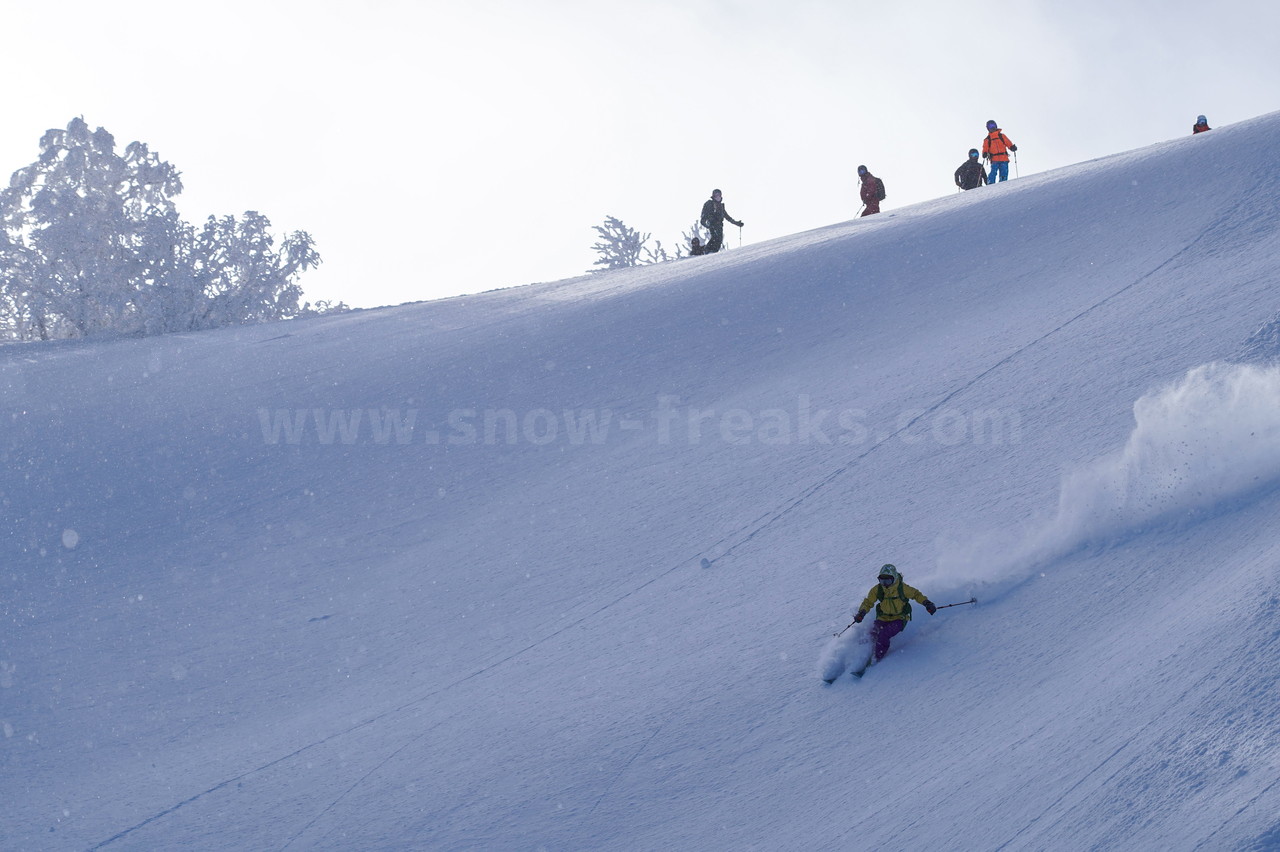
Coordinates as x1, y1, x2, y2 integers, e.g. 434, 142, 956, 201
859, 580, 931, 623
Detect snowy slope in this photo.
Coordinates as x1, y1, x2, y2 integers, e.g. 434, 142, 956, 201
5, 113, 1280, 851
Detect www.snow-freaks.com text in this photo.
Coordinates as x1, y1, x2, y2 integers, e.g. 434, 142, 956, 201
257, 396, 1021, 448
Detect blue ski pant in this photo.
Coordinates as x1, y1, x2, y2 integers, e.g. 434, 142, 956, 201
987, 161, 1010, 184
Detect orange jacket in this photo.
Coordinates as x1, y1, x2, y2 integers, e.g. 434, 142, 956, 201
983, 129, 1017, 162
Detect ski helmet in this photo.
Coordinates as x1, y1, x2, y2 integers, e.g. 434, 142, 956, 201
968, 148, 980, 158
878, 564, 900, 582
857, 164, 868, 175
1197, 115, 1207, 124
986, 119, 998, 130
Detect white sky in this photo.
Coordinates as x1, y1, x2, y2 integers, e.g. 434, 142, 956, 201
4, 0, 1277, 309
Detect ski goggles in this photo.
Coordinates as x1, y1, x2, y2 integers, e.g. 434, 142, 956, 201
878, 576, 894, 585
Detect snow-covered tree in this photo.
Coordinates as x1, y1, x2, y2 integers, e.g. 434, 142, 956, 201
0, 228, 36, 341
0, 117, 327, 341
590, 216, 648, 271
142, 213, 322, 334
295, 298, 351, 318
0, 118, 183, 339
589, 215, 685, 272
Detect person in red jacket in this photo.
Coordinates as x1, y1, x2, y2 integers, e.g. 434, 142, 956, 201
857, 165, 884, 216
1193, 115, 1211, 134
981, 120, 1018, 184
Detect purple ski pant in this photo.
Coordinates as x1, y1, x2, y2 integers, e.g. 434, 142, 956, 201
869, 618, 906, 661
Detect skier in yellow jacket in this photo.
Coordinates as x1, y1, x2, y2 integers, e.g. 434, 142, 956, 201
853, 564, 936, 662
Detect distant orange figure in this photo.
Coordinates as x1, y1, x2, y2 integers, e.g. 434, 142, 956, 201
1193, 115, 1211, 134
982, 120, 1018, 183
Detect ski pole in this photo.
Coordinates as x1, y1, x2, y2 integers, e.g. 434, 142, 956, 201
935, 597, 978, 609
738, 224, 742, 248
1013, 151, 1019, 179
856, 203, 866, 217
833, 618, 859, 637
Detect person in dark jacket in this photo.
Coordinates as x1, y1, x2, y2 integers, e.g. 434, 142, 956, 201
1193, 115, 1211, 134
857, 165, 883, 216
981, 120, 1018, 184
699, 189, 743, 254
955, 148, 985, 190
853, 564, 936, 663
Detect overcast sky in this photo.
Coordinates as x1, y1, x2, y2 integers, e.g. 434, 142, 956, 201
4, 0, 1277, 309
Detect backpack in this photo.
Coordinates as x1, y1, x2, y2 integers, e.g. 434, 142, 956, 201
985, 131, 1013, 158
874, 177, 886, 201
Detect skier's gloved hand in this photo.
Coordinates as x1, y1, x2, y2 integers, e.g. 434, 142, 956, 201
853, 611, 866, 623
1010, 145, 1018, 152
924, 600, 937, 615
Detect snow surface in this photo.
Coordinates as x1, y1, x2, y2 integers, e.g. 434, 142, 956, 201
5, 113, 1280, 851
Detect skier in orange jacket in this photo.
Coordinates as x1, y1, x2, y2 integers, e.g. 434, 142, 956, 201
982, 120, 1018, 184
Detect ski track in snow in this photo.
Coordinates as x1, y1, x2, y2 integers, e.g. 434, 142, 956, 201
87, 542, 706, 846
993, 741, 1135, 850
279, 722, 446, 849
587, 716, 674, 816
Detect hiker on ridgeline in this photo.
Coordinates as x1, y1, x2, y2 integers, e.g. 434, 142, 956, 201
853, 564, 936, 663
955, 148, 985, 191
857, 165, 885, 216
699, 189, 744, 254
1193, 115, 1211, 134
981, 120, 1018, 184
